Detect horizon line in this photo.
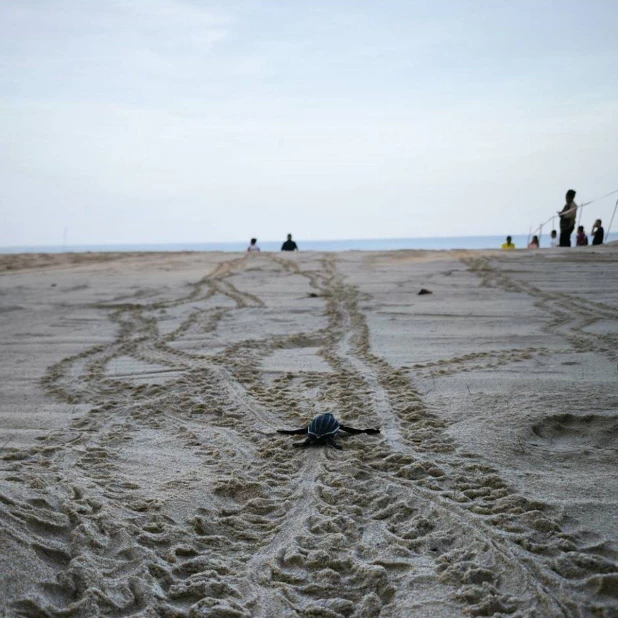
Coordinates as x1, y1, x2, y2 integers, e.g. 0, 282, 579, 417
0, 231, 548, 250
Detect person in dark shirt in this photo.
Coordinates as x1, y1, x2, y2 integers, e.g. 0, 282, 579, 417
558, 189, 577, 247
591, 219, 604, 246
281, 234, 298, 251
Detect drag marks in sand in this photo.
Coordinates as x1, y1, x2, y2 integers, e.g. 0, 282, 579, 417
1, 254, 617, 616
411, 347, 544, 378
462, 256, 618, 361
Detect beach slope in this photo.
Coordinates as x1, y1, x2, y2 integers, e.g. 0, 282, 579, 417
1, 248, 617, 617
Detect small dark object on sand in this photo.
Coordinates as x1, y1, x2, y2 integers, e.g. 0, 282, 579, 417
277, 413, 380, 449
418, 288, 432, 295
308, 292, 331, 298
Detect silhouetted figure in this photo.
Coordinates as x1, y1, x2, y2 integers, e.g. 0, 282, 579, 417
591, 219, 604, 246
281, 234, 298, 252
576, 225, 588, 247
558, 189, 577, 247
247, 238, 261, 252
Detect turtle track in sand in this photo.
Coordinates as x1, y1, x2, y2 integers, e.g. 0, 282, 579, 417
462, 255, 618, 361
1, 253, 617, 617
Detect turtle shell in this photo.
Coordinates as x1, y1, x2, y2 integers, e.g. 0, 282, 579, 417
308, 413, 340, 438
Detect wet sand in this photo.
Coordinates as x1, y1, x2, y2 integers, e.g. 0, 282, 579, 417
1, 247, 617, 617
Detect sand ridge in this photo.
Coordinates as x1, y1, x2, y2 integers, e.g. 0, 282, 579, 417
1, 248, 617, 616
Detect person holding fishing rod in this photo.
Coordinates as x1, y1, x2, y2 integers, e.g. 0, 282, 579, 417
558, 189, 577, 247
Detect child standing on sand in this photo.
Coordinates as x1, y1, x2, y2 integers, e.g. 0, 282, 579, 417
550, 230, 558, 247
501, 236, 516, 250
591, 219, 604, 246
575, 226, 588, 247
247, 238, 261, 252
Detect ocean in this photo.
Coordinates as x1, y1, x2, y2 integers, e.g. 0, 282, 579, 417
1, 233, 616, 254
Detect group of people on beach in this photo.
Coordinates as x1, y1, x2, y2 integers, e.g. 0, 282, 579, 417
247, 189, 607, 253
247, 234, 298, 252
553, 189, 605, 247
503, 189, 606, 250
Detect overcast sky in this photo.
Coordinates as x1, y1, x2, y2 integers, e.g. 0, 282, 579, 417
1, 0, 617, 246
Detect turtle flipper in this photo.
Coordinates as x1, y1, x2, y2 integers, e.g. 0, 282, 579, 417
293, 438, 312, 448
277, 427, 309, 435
326, 437, 342, 450
340, 425, 380, 435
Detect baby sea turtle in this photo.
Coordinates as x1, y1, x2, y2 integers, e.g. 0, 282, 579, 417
277, 413, 380, 449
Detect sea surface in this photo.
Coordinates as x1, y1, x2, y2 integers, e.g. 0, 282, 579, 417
1, 233, 617, 254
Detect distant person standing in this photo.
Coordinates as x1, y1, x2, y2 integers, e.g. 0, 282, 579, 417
501, 236, 516, 250
247, 238, 261, 252
575, 225, 588, 246
591, 219, 604, 246
281, 234, 298, 252
550, 229, 558, 247
528, 235, 539, 249
558, 189, 577, 247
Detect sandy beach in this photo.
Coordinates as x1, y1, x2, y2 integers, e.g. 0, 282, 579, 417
1, 247, 617, 617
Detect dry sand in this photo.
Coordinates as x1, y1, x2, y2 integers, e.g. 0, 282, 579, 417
0, 247, 617, 617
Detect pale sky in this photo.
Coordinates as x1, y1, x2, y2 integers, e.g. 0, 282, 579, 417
1, 0, 617, 246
